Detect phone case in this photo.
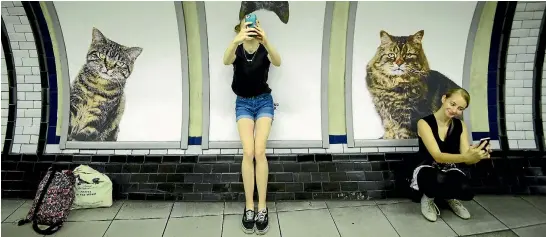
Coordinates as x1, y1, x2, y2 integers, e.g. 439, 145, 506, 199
245, 13, 257, 28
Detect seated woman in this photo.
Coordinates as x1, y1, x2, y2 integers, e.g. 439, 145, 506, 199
410, 88, 491, 222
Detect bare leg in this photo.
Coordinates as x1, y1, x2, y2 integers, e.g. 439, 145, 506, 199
254, 117, 272, 210
237, 118, 256, 210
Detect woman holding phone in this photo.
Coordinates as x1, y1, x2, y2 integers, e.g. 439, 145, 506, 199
410, 88, 492, 222
222, 14, 281, 235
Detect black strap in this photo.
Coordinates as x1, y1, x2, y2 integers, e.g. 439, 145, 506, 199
32, 221, 62, 235
447, 119, 454, 137
22, 166, 64, 235
17, 167, 57, 227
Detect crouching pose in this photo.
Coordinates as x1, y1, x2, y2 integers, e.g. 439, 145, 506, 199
411, 88, 491, 221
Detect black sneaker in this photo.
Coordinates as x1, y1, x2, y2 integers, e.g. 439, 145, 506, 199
255, 207, 269, 235
241, 208, 255, 234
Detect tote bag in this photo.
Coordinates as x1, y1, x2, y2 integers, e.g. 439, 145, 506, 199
72, 165, 113, 209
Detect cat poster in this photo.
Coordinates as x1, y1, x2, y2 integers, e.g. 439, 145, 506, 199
54, 1, 186, 143
350, 1, 477, 141
205, 1, 326, 143
67, 28, 143, 142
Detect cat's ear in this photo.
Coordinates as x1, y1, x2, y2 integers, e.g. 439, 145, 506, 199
379, 30, 392, 45
412, 30, 424, 44
91, 27, 106, 44
126, 47, 143, 60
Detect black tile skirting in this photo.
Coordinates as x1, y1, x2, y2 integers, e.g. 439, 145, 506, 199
2, 151, 545, 201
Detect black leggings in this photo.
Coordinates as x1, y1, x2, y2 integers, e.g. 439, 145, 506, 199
417, 167, 474, 201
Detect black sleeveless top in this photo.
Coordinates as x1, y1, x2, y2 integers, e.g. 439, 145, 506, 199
231, 43, 271, 98
418, 114, 462, 168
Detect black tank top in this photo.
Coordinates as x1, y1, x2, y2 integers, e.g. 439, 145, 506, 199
418, 114, 462, 167
231, 43, 272, 98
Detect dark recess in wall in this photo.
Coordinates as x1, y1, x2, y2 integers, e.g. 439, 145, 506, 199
532, 5, 546, 152
493, 1, 517, 151
1, 19, 18, 155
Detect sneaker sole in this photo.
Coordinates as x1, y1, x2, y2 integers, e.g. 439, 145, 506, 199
421, 212, 438, 222
255, 225, 269, 235
241, 223, 255, 234
453, 212, 471, 220
423, 216, 437, 222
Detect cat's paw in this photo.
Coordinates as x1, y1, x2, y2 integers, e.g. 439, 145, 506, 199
70, 130, 100, 141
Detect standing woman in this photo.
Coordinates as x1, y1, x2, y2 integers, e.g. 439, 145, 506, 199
223, 17, 281, 235
410, 88, 492, 222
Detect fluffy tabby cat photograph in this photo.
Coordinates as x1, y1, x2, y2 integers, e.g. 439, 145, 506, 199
68, 27, 143, 142
365, 30, 461, 139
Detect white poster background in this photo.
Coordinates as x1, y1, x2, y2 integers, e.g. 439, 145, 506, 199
54, 1, 183, 142
351, 1, 477, 140
205, 1, 325, 142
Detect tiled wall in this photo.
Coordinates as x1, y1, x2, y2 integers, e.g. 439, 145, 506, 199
0, 1, 540, 156
505, 1, 545, 149
2, 1, 546, 201
1, 1, 42, 154
2, 151, 545, 200
43, 144, 420, 156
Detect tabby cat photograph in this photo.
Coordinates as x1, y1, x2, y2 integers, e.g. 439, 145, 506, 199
365, 30, 461, 139
67, 28, 143, 142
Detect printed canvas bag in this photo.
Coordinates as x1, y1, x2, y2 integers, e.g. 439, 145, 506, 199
18, 167, 76, 235
72, 165, 113, 209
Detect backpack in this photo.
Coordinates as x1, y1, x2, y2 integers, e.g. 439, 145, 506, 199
17, 166, 76, 235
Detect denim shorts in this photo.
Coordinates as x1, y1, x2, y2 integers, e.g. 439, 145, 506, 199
235, 93, 275, 122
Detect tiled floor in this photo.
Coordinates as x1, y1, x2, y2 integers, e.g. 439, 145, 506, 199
2, 195, 545, 237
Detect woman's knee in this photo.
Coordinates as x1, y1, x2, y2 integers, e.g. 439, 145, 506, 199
242, 148, 255, 160
416, 167, 441, 197
254, 146, 267, 161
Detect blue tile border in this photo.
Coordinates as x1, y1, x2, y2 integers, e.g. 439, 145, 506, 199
471, 132, 490, 141
329, 135, 347, 144
486, 2, 504, 141
188, 136, 202, 145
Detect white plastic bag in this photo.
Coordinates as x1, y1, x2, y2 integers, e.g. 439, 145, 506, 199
71, 165, 113, 210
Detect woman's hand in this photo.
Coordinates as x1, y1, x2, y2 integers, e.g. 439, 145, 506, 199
233, 22, 257, 44
254, 20, 268, 44
463, 142, 489, 165
485, 143, 492, 154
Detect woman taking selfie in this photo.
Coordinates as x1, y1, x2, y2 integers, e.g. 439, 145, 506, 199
410, 88, 492, 222
222, 15, 281, 234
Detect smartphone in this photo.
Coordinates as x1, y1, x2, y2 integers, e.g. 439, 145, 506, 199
245, 13, 257, 29
478, 137, 490, 151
